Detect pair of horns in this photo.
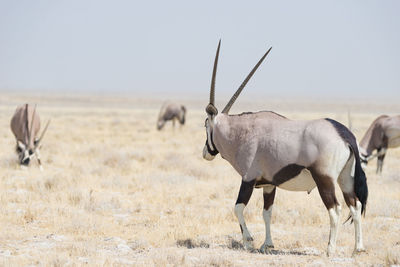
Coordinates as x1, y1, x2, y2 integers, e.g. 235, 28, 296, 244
207, 40, 272, 115
26, 104, 50, 151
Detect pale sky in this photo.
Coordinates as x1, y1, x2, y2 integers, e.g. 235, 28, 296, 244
0, 0, 399, 100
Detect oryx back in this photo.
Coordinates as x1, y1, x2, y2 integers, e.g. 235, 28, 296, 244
381, 115, 400, 148
213, 112, 351, 192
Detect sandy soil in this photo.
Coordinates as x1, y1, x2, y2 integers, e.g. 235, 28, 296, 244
0, 94, 399, 266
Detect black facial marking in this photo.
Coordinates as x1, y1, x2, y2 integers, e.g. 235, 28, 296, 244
21, 157, 30, 166
272, 164, 305, 185
235, 180, 256, 205
205, 119, 219, 156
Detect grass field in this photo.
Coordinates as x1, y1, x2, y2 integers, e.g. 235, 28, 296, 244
0, 94, 399, 266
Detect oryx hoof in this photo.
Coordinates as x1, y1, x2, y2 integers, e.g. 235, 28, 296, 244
246, 236, 254, 242
260, 243, 274, 254
326, 245, 336, 257
243, 240, 255, 251
352, 247, 366, 257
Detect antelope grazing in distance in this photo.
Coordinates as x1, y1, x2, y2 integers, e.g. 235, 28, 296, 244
359, 115, 400, 174
203, 41, 368, 256
157, 102, 186, 130
10, 104, 50, 170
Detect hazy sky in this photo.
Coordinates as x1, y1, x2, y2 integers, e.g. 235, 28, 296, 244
0, 0, 399, 100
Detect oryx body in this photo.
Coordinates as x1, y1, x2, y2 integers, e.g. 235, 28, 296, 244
10, 104, 49, 169
157, 102, 186, 130
203, 41, 368, 256
359, 115, 400, 173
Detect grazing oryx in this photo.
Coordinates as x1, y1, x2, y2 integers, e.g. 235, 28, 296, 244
10, 104, 50, 170
359, 115, 400, 174
157, 102, 187, 130
203, 41, 368, 256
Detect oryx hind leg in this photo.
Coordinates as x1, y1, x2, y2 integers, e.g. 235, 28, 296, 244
309, 167, 340, 257
234, 179, 256, 251
338, 154, 365, 255
260, 185, 276, 254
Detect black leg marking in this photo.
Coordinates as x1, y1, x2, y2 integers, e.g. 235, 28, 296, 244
308, 168, 338, 210
263, 187, 276, 211
236, 180, 256, 205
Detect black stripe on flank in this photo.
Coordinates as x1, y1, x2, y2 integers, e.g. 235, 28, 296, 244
273, 164, 305, 185
255, 164, 306, 188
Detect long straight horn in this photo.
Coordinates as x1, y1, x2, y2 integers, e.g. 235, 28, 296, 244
34, 119, 50, 150
206, 40, 221, 116
25, 104, 31, 144
29, 104, 37, 146
222, 47, 272, 114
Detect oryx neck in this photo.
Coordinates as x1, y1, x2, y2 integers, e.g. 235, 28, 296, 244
359, 115, 388, 156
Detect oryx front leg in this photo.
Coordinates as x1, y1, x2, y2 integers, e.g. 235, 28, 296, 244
260, 185, 276, 254
35, 148, 43, 171
234, 180, 255, 251
376, 148, 387, 174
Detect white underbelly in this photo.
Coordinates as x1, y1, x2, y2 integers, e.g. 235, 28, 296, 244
278, 169, 316, 192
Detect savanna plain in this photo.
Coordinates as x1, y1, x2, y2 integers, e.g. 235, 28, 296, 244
0, 93, 399, 266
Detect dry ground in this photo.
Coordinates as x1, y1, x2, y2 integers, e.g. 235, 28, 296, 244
0, 94, 399, 266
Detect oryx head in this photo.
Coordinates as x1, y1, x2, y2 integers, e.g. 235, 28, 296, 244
16, 116, 50, 166
203, 40, 272, 160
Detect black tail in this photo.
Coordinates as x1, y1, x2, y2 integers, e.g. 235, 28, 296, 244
325, 118, 368, 216
351, 143, 368, 216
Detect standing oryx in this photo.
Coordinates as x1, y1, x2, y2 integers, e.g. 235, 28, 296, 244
203, 41, 368, 256
157, 102, 186, 130
359, 115, 400, 174
10, 104, 50, 170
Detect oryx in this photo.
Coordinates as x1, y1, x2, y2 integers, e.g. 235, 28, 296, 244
157, 102, 187, 130
359, 115, 400, 174
203, 41, 368, 256
10, 104, 50, 170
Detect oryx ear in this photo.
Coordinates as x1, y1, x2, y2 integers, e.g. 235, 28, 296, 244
206, 103, 218, 116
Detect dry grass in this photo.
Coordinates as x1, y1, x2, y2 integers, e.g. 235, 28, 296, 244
0, 94, 399, 266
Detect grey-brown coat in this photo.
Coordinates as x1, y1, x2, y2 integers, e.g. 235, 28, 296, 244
359, 115, 400, 173
203, 41, 368, 256
10, 104, 49, 168
157, 102, 186, 130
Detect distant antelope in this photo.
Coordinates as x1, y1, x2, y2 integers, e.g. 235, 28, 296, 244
10, 104, 50, 170
359, 115, 400, 174
203, 41, 368, 256
157, 102, 186, 130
